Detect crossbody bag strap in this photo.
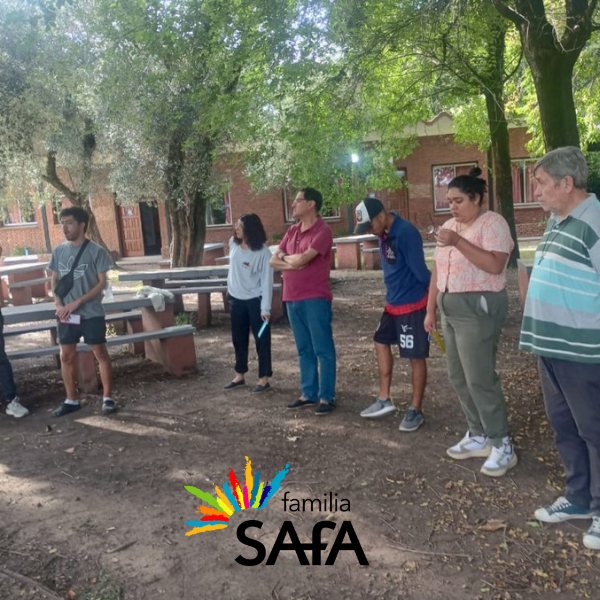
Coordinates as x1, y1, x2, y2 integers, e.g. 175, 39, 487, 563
69, 239, 90, 274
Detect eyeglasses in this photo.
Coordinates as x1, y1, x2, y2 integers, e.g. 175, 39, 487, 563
292, 198, 308, 204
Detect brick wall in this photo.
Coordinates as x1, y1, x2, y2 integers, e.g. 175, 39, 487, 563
0, 126, 548, 257
204, 159, 349, 250
402, 128, 546, 238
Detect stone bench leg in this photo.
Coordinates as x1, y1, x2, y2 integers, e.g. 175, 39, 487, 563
222, 292, 230, 313
159, 335, 198, 376
271, 287, 283, 322
517, 261, 531, 309
336, 243, 361, 270
50, 328, 61, 369
76, 352, 99, 393
127, 320, 145, 356
10, 287, 33, 306
195, 294, 212, 329
141, 304, 175, 363
363, 251, 381, 271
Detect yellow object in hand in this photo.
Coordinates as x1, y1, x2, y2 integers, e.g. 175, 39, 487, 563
430, 330, 446, 354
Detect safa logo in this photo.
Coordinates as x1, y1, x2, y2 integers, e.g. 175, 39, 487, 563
185, 456, 289, 535
185, 457, 369, 566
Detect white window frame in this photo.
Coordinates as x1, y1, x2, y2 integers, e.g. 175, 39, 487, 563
283, 188, 341, 223
511, 158, 540, 207
432, 163, 477, 213
206, 191, 232, 228
0, 197, 37, 226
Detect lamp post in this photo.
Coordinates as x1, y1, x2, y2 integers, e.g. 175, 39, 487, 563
349, 153, 359, 235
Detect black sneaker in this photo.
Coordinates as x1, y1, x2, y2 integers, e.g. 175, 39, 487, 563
287, 399, 315, 410
102, 399, 118, 415
52, 402, 81, 418
315, 402, 334, 416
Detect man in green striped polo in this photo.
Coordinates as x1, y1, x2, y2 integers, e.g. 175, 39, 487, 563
520, 147, 600, 551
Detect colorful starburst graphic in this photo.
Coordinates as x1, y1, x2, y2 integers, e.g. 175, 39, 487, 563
185, 456, 289, 536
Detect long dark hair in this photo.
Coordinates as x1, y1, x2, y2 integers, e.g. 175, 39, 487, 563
448, 167, 487, 206
233, 213, 267, 251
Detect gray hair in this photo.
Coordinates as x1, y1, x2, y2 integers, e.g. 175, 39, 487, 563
534, 146, 589, 189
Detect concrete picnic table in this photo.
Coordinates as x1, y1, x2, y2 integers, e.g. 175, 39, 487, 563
332, 234, 379, 270
119, 265, 230, 287
159, 243, 226, 268
0, 261, 50, 305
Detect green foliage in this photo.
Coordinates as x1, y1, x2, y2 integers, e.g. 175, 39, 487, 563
586, 151, 600, 196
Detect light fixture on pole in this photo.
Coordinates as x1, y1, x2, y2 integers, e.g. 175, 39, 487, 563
349, 153, 359, 234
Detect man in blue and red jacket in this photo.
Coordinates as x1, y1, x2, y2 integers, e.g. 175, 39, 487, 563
356, 197, 431, 432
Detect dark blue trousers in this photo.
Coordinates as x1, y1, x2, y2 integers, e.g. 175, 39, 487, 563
0, 312, 17, 403
539, 356, 600, 514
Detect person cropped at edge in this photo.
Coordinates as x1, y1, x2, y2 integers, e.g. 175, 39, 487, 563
424, 167, 516, 478
355, 197, 431, 432
48, 206, 116, 417
0, 243, 29, 419
224, 213, 274, 394
270, 187, 336, 416
520, 147, 600, 552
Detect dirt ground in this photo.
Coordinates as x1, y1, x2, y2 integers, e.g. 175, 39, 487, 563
1, 269, 599, 600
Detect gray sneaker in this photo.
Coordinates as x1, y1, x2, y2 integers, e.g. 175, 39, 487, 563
6, 398, 29, 419
360, 398, 396, 418
399, 407, 424, 432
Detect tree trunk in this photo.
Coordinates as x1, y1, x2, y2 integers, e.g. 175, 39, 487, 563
484, 90, 520, 267
528, 52, 580, 150
188, 188, 207, 266
491, 0, 597, 152
42, 151, 116, 264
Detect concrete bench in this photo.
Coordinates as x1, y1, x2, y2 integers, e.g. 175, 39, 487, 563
8, 325, 197, 392
362, 247, 381, 271
333, 235, 377, 270
517, 259, 533, 308
8, 276, 52, 289
7, 276, 51, 305
169, 283, 283, 329
5, 311, 145, 364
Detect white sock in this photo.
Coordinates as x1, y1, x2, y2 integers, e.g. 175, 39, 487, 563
65, 399, 79, 405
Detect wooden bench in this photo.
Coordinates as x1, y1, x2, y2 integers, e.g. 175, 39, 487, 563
7, 325, 197, 392
362, 247, 381, 271
169, 283, 283, 328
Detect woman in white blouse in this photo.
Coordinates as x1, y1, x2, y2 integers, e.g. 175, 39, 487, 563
224, 213, 274, 393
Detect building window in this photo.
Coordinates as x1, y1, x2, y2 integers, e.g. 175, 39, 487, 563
0, 195, 36, 225
283, 188, 341, 222
512, 159, 538, 205
432, 163, 477, 212
206, 191, 232, 227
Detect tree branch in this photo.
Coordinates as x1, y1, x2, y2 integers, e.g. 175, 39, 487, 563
490, 0, 527, 26
41, 151, 80, 204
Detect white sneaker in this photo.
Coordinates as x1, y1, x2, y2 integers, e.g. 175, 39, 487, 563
583, 517, 600, 550
534, 497, 594, 523
447, 431, 492, 460
6, 398, 29, 419
480, 438, 518, 477
360, 398, 396, 418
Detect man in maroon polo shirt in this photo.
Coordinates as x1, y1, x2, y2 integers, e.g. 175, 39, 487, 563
270, 187, 336, 415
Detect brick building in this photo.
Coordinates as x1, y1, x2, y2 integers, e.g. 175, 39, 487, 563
0, 114, 545, 259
